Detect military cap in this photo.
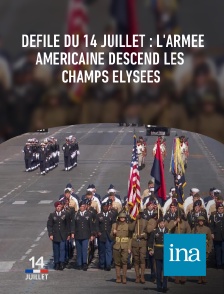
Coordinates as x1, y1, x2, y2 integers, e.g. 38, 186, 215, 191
197, 216, 205, 221
79, 200, 86, 207
214, 189, 221, 195
194, 200, 202, 207
84, 199, 91, 206
66, 183, 73, 189
118, 212, 126, 218
54, 201, 61, 207
101, 202, 109, 207
107, 184, 117, 193
170, 199, 178, 207
87, 184, 94, 191
209, 187, 216, 192
191, 188, 200, 194
148, 179, 154, 185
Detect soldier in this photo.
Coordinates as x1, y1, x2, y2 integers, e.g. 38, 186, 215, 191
102, 191, 122, 213
102, 184, 121, 201
65, 183, 80, 202
47, 201, 72, 270
204, 187, 216, 206
72, 200, 95, 271
143, 199, 158, 282
187, 199, 208, 230
166, 203, 191, 285
141, 180, 155, 199
163, 189, 177, 215
84, 190, 101, 214
206, 190, 223, 217
129, 212, 147, 284
137, 139, 145, 170
184, 191, 205, 215
153, 136, 166, 162
179, 136, 188, 168
23, 141, 33, 171
60, 188, 79, 212
139, 136, 147, 166
110, 211, 132, 284
193, 216, 212, 284
38, 142, 47, 175
95, 202, 115, 270
148, 217, 169, 293
209, 202, 224, 269
62, 138, 71, 171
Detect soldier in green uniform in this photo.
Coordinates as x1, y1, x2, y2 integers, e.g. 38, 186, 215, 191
193, 215, 212, 284
129, 212, 147, 283
110, 211, 132, 284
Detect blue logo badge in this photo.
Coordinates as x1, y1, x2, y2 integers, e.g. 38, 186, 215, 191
164, 234, 206, 276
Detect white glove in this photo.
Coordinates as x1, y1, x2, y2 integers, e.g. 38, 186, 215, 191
77, 151, 80, 155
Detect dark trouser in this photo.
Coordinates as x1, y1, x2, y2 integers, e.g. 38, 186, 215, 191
64, 156, 70, 168
99, 237, 113, 268
40, 161, 46, 172
214, 240, 224, 266
156, 259, 167, 290
75, 239, 89, 266
53, 241, 66, 264
25, 158, 31, 169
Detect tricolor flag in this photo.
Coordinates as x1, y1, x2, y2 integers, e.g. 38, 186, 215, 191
65, 0, 88, 103
151, 138, 166, 206
127, 135, 141, 219
170, 137, 186, 204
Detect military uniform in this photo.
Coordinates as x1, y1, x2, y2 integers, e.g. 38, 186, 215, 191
23, 143, 33, 171
73, 203, 94, 270
39, 143, 47, 175
129, 217, 147, 283
148, 218, 169, 293
47, 201, 72, 270
110, 212, 132, 284
95, 203, 115, 270
193, 216, 212, 284
209, 203, 224, 268
62, 140, 71, 171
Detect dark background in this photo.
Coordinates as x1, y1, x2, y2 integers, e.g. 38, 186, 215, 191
0, 0, 224, 143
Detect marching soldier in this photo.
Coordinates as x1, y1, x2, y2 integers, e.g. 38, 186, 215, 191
166, 202, 191, 285
193, 216, 212, 284
187, 200, 208, 230
102, 191, 122, 213
141, 180, 154, 199
23, 141, 33, 171
184, 192, 206, 215
148, 217, 169, 293
60, 188, 79, 212
72, 200, 95, 271
84, 190, 101, 214
38, 142, 47, 175
209, 202, 224, 269
206, 190, 223, 217
139, 136, 147, 166
47, 201, 72, 271
110, 211, 132, 284
129, 212, 148, 284
153, 136, 167, 162
95, 202, 115, 270
62, 138, 71, 171
137, 140, 145, 170
179, 136, 188, 168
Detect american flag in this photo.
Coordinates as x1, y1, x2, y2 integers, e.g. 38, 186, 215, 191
127, 135, 141, 219
65, 0, 88, 103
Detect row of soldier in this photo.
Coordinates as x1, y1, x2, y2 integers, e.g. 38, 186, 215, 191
47, 182, 224, 292
23, 136, 79, 174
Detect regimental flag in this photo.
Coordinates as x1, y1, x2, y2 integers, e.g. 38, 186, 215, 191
170, 137, 186, 204
65, 0, 88, 103
127, 135, 141, 220
151, 138, 167, 206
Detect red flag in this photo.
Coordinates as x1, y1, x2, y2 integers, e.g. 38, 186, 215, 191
127, 135, 141, 219
151, 139, 166, 205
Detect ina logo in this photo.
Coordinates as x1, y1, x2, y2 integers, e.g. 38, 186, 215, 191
164, 234, 206, 276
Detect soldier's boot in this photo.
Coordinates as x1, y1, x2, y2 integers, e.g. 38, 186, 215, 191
202, 277, 207, 284
140, 264, 146, 284
197, 277, 202, 284
122, 265, 127, 284
115, 266, 121, 283
174, 277, 180, 284
134, 265, 140, 283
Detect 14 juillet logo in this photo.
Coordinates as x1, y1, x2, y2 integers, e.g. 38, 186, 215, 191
25, 257, 48, 280
164, 234, 206, 276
